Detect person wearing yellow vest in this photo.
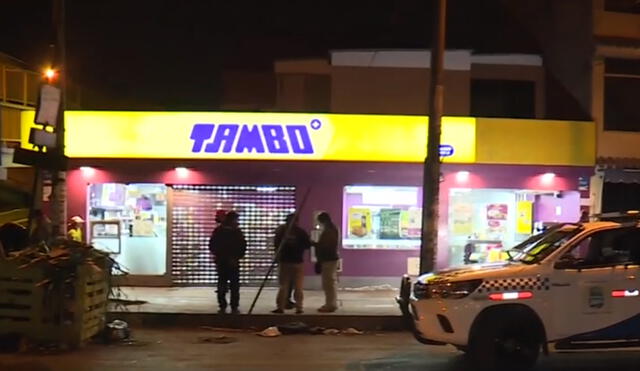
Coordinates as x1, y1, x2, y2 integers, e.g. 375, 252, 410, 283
68, 216, 84, 242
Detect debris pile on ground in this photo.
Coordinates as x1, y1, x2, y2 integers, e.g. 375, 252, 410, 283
256, 322, 364, 337
341, 284, 397, 291
342, 328, 364, 335
276, 321, 309, 335
1, 237, 124, 350
200, 326, 254, 333
322, 328, 340, 335
257, 327, 282, 337
5, 238, 120, 287
197, 335, 238, 344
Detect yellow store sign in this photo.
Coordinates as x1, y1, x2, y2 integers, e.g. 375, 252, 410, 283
21, 111, 476, 163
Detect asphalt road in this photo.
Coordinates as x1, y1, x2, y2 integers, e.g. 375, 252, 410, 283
0, 329, 638, 371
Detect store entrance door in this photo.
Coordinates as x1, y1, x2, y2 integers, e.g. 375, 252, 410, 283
170, 185, 296, 286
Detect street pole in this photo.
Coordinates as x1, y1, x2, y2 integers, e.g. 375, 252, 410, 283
420, 0, 447, 274
51, 0, 67, 238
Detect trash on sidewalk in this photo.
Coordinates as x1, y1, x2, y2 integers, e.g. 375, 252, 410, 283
197, 335, 237, 344
322, 328, 340, 335
342, 328, 364, 335
105, 320, 131, 342
276, 321, 309, 335
341, 284, 397, 291
257, 326, 282, 337
201, 326, 253, 333
309, 327, 326, 335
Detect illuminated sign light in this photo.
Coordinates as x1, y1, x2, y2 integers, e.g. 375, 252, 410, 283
489, 291, 533, 301
20, 111, 477, 163
611, 289, 639, 298
439, 145, 454, 157
190, 123, 314, 155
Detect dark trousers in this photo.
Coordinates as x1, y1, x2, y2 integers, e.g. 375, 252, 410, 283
216, 261, 240, 309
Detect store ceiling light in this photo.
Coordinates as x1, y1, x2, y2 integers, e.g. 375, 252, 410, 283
541, 172, 556, 184
80, 166, 95, 177
175, 167, 189, 178
456, 171, 470, 182
256, 186, 278, 192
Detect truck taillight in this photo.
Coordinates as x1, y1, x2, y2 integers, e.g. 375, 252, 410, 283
489, 291, 533, 301
611, 289, 639, 298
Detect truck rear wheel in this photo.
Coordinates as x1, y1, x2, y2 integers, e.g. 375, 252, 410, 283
468, 307, 542, 371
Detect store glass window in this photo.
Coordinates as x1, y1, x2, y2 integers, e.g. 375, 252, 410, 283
88, 183, 168, 275
342, 186, 422, 250
448, 188, 580, 267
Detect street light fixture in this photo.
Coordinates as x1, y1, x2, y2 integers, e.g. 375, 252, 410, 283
44, 68, 57, 82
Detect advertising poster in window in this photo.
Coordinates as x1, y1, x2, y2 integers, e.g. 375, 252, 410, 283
451, 202, 473, 236
486, 203, 508, 240
400, 209, 422, 239
516, 200, 533, 234
348, 208, 372, 238
379, 208, 401, 239
343, 186, 421, 250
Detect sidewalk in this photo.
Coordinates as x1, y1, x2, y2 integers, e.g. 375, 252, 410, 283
109, 286, 400, 316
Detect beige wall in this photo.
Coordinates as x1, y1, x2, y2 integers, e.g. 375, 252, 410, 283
276, 74, 307, 111
330, 66, 470, 115
1, 106, 22, 142
592, 56, 640, 159
594, 7, 640, 39
591, 0, 640, 159
220, 70, 276, 111
471, 64, 545, 118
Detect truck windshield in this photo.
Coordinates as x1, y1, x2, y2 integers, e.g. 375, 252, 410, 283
507, 224, 582, 264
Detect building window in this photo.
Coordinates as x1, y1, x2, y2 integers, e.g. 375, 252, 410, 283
342, 186, 422, 250
604, 58, 640, 131
88, 183, 168, 276
604, 0, 640, 13
448, 189, 580, 267
471, 79, 535, 119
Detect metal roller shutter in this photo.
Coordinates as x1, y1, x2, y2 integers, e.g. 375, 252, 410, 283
171, 185, 296, 286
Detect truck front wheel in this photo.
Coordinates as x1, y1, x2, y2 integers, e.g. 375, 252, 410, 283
468, 306, 543, 370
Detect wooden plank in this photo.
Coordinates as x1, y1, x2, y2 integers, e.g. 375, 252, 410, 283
82, 318, 103, 332
0, 281, 37, 291
84, 285, 107, 297
0, 308, 32, 318
81, 296, 105, 309
0, 266, 42, 277
0, 296, 37, 307
82, 323, 102, 341
0, 288, 35, 298
0, 280, 37, 291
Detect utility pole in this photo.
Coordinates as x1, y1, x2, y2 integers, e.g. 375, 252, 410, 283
51, 0, 67, 238
420, 0, 447, 274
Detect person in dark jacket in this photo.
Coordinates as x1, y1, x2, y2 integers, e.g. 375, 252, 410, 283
272, 213, 311, 314
209, 211, 247, 314
312, 212, 340, 312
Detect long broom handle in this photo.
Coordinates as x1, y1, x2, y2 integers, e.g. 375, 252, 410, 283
248, 187, 312, 315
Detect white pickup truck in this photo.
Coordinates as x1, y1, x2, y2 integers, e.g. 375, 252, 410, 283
397, 212, 640, 370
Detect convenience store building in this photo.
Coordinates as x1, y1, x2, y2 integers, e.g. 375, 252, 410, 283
22, 111, 595, 288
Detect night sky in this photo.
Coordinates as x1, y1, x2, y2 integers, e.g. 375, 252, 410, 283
0, 0, 538, 109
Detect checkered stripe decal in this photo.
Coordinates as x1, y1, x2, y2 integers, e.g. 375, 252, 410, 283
476, 277, 550, 293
